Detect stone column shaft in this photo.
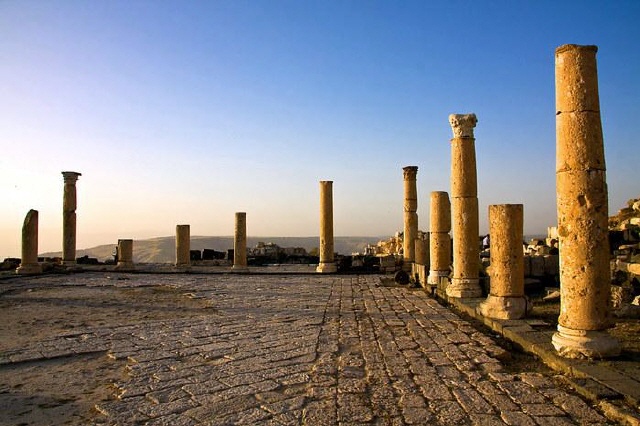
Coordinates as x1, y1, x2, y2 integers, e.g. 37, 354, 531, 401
115, 239, 134, 271
552, 44, 620, 358
16, 209, 42, 275
233, 212, 248, 272
446, 114, 482, 298
428, 191, 451, 286
317, 181, 337, 273
402, 166, 419, 269
175, 225, 190, 268
414, 238, 429, 266
479, 204, 527, 319
62, 171, 81, 266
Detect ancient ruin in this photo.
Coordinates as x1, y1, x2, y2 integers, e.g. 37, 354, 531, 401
551, 44, 620, 358
115, 239, 134, 271
61, 171, 81, 266
402, 166, 418, 270
446, 115, 482, 298
428, 191, 451, 290
232, 212, 248, 272
16, 209, 42, 275
479, 204, 528, 319
317, 181, 337, 273
175, 225, 191, 268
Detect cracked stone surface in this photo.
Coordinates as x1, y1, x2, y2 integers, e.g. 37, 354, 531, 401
0, 273, 614, 425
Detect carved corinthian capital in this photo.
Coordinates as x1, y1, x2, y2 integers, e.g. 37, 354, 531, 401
449, 114, 478, 138
402, 166, 418, 181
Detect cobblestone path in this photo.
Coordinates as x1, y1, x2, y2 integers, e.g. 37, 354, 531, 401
1, 274, 613, 425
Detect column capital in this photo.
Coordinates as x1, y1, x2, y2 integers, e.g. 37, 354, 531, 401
555, 44, 597, 55
402, 166, 418, 181
62, 171, 82, 183
449, 114, 477, 138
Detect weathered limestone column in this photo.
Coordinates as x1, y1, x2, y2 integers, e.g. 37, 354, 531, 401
428, 192, 451, 287
16, 209, 42, 275
317, 181, 337, 273
479, 204, 528, 319
552, 44, 620, 358
62, 171, 81, 266
175, 225, 190, 268
446, 114, 482, 298
402, 166, 419, 270
115, 239, 134, 271
233, 212, 249, 272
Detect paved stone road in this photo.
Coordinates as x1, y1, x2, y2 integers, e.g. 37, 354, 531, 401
2, 273, 614, 425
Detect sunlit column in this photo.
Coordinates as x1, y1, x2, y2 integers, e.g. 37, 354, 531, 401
428, 191, 451, 288
233, 212, 249, 272
115, 239, 135, 271
317, 181, 337, 273
16, 209, 42, 275
552, 44, 620, 358
402, 166, 419, 270
175, 224, 190, 268
62, 171, 81, 266
446, 114, 482, 298
479, 204, 528, 319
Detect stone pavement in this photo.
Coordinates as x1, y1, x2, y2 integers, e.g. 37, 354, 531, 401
0, 273, 625, 425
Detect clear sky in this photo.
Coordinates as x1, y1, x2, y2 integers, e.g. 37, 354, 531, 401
1, 1, 639, 258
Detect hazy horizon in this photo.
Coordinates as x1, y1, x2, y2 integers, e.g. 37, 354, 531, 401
2, 1, 638, 259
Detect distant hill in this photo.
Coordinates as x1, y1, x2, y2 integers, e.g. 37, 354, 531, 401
41, 236, 386, 263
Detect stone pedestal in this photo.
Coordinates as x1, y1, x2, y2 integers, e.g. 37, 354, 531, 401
552, 44, 620, 358
175, 225, 190, 268
115, 239, 135, 271
16, 209, 42, 275
233, 212, 249, 272
402, 166, 419, 271
62, 171, 81, 266
479, 204, 528, 319
428, 191, 451, 287
446, 115, 482, 298
317, 181, 337, 273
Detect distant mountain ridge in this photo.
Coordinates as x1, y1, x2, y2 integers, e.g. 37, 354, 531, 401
41, 236, 386, 263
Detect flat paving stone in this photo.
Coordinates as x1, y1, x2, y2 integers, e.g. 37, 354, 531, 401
0, 273, 621, 425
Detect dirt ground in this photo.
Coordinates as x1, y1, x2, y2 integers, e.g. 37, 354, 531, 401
0, 278, 216, 426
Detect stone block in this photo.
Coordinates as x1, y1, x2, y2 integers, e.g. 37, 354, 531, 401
530, 256, 544, 277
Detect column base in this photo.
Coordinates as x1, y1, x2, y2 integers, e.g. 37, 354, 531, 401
427, 270, 449, 286
232, 265, 249, 273
552, 324, 621, 359
402, 262, 413, 272
446, 278, 482, 298
115, 262, 135, 271
16, 263, 42, 275
316, 262, 337, 273
175, 263, 191, 271
478, 295, 529, 320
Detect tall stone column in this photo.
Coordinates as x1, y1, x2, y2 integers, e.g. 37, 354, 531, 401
428, 191, 451, 287
402, 166, 419, 270
115, 239, 135, 271
317, 181, 337, 273
446, 114, 482, 298
552, 44, 620, 358
233, 212, 248, 272
175, 224, 190, 268
16, 209, 42, 275
479, 204, 528, 319
62, 171, 81, 266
